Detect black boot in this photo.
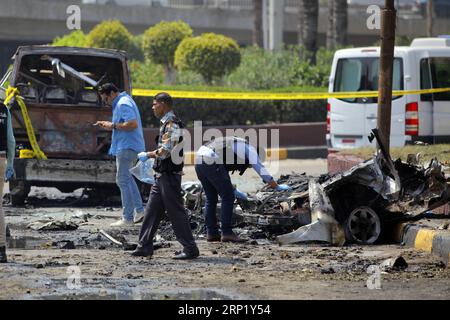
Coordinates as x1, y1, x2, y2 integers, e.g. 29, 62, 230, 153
130, 245, 152, 257
0, 246, 7, 263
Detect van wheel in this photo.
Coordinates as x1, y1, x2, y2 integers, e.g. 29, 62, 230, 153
344, 206, 381, 244
9, 180, 31, 206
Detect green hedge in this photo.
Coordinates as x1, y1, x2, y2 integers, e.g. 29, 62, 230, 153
52, 26, 332, 127
175, 33, 241, 84
86, 20, 134, 53
142, 21, 192, 67
52, 30, 88, 47
133, 85, 327, 128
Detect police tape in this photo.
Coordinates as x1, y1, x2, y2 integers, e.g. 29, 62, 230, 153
3, 87, 47, 160
132, 87, 450, 100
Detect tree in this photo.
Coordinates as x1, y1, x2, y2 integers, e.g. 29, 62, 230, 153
326, 0, 335, 50
142, 21, 193, 84
252, 0, 264, 47
128, 35, 145, 61
174, 33, 241, 84
86, 20, 134, 53
52, 30, 88, 47
298, 0, 319, 64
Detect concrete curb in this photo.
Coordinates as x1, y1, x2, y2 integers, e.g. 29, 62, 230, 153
184, 146, 328, 165
395, 223, 450, 267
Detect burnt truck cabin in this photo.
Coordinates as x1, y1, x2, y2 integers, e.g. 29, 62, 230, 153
7, 46, 134, 204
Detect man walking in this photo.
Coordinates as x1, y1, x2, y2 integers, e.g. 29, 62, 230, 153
131, 92, 199, 260
195, 136, 291, 242
0, 100, 15, 263
95, 83, 145, 227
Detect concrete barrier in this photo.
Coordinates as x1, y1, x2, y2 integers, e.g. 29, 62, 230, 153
395, 223, 450, 267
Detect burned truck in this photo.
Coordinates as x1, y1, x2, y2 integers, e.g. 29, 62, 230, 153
0, 46, 132, 205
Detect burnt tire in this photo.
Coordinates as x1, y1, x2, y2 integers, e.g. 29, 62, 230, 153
344, 206, 381, 245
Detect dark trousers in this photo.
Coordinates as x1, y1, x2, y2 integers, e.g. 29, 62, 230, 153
194, 163, 235, 236
137, 172, 198, 256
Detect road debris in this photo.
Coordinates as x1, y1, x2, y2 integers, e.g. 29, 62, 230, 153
380, 256, 408, 271
27, 219, 79, 231
53, 240, 76, 250
176, 135, 449, 246
272, 129, 449, 245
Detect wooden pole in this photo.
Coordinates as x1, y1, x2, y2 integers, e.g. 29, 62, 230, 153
376, 0, 396, 152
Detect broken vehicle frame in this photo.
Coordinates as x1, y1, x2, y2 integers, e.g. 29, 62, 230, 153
276, 128, 450, 245
1, 46, 136, 205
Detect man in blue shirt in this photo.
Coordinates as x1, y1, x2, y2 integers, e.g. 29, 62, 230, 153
95, 83, 145, 227
0, 101, 15, 263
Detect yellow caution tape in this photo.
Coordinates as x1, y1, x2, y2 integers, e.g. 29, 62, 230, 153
3, 87, 47, 160
132, 87, 450, 100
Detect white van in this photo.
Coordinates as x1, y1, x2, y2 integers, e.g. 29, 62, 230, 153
327, 37, 450, 149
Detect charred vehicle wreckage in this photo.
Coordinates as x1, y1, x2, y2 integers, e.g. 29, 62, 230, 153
0, 46, 137, 205
183, 129, 450, 245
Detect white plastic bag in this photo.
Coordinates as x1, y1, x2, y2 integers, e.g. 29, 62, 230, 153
130, 158, 155, 184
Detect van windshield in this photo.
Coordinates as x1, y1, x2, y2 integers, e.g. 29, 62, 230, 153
420, 58, 450, 101
334, 57, 404, 103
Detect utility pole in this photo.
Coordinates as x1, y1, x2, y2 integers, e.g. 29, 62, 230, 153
376, 0, 396, 152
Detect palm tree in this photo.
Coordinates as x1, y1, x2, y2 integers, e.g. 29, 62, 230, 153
298, 0, 319, 64
427, 0, 433, 37
326, 0, 335, 49
334, 0, 348, 46
327, 0, 348, 49
252, 0, 264, 47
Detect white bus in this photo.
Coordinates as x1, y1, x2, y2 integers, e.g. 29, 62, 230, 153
327, 37, 450, 149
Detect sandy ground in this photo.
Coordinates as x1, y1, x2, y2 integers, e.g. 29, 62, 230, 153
1, 159, 449, 300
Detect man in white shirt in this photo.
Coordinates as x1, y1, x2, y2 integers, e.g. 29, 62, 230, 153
195, 137, 291, 242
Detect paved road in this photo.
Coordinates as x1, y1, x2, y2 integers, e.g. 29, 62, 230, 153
2, 159, 328, 197
1, 158, 449, 300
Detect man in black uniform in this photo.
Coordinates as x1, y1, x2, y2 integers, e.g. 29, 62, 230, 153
0, 100, 15, 263
131, 92, 199, 260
